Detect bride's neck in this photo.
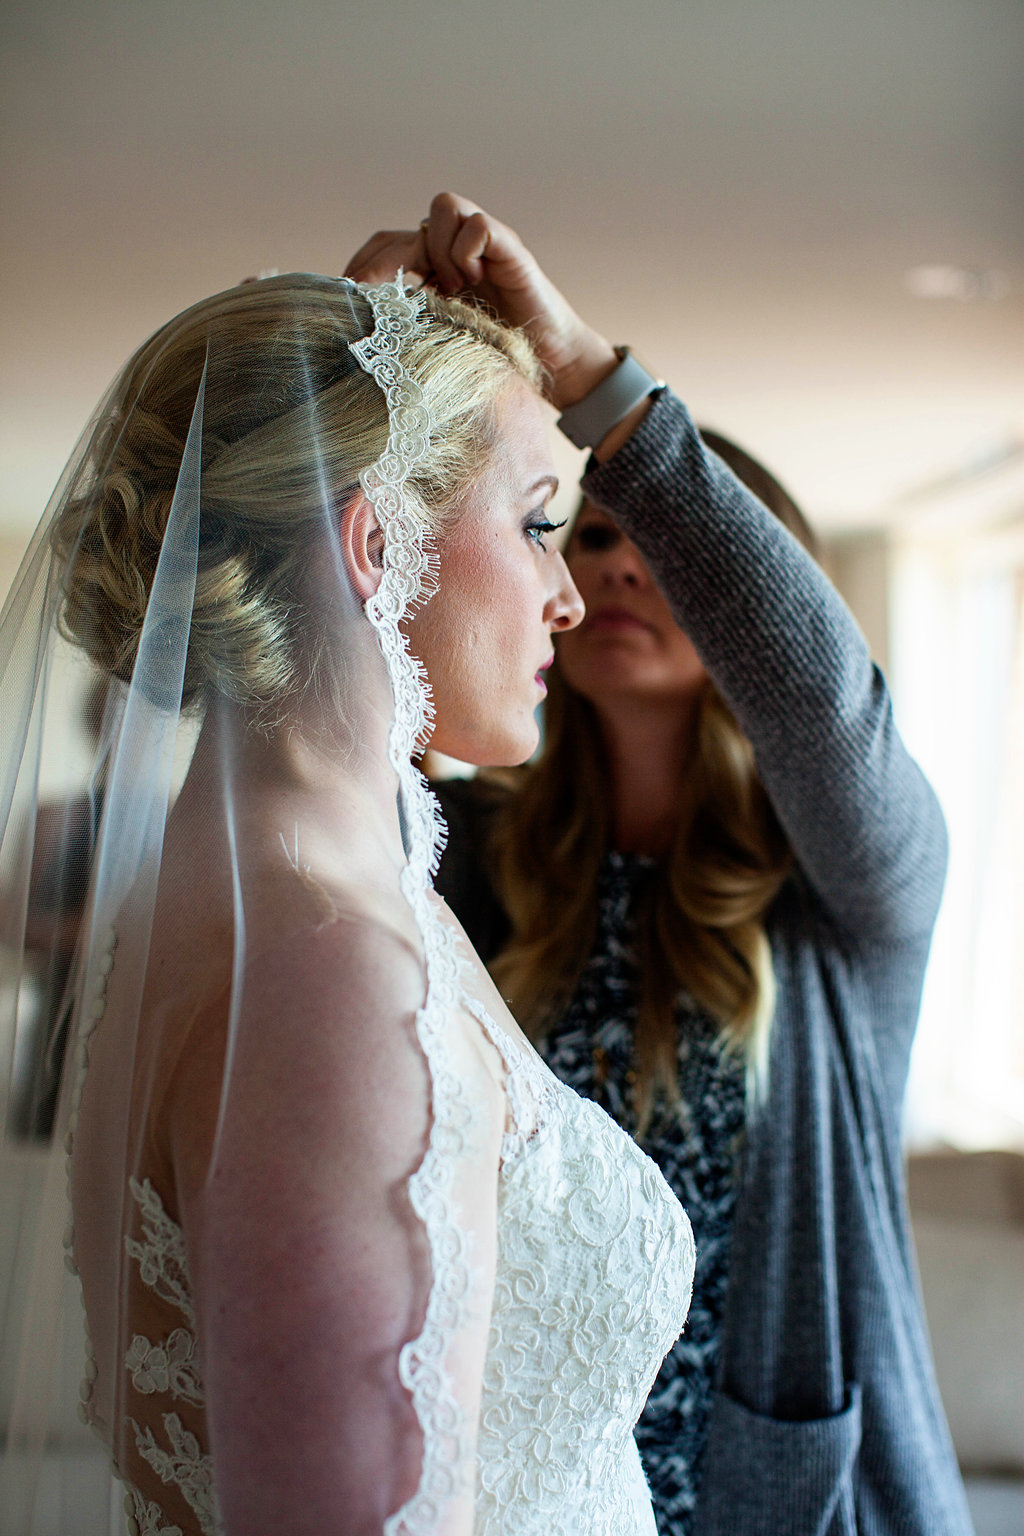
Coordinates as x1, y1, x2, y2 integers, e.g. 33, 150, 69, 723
182, 697, 406, 869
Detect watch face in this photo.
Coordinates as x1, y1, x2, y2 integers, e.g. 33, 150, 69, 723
559, 351, 658, 449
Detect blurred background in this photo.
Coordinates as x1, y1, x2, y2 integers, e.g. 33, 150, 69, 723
1, 1, 1022, 1528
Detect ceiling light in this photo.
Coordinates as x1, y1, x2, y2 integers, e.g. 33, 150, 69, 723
905, 265, 1010, 302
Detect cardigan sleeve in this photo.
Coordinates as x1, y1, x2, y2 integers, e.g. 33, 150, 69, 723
581, 390, 947, 946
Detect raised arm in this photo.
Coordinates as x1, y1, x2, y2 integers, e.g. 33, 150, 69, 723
582, 394, 947, 943
348, 193, 946, 945
167, 917, 502, 1536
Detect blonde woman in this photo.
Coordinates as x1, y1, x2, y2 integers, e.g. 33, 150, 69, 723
0, 272, 695, 1535
349, 195, 973, 1536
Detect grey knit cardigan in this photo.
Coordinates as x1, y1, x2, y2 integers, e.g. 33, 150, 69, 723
438, 390, 975, 1535
587, 393, 973, 1535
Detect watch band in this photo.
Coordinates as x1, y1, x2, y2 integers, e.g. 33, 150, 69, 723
556, 347, 663, 450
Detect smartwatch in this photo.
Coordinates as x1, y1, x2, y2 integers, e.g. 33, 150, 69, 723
556, 347, 663, 450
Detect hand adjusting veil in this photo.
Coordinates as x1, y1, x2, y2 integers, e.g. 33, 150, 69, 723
0, 273, 518, 1534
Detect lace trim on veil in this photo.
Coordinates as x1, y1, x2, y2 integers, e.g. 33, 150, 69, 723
350, 278, 476, 1534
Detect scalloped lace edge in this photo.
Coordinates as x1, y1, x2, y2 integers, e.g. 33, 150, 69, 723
351, 276, 477, 1534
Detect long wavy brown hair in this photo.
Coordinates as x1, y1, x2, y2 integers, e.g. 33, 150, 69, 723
488, 430, 819, 1135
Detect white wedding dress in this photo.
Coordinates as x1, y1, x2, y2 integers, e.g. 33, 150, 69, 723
474, 1011, 695, 1533
55, 278, 694, 1536
71, 969, 694, 1536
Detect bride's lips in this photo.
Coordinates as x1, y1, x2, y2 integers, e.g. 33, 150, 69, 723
534, 653, 555, 693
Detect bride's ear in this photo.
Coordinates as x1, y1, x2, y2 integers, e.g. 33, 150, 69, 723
337, 491, 384, 602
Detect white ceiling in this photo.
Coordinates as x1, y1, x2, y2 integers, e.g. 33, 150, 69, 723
2, 0, 1022, 540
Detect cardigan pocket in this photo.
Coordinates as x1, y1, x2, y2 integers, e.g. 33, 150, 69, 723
694, 1384, 862, 1536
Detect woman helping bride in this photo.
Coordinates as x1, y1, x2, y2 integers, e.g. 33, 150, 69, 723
0, 230, 694, 1532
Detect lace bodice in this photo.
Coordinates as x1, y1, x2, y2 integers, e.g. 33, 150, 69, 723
74, 986, 693, 1536
475, 1031, 695, 1534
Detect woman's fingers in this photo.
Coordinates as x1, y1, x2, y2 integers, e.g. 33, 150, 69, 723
421, 192, 472, 293
355, 193, 531, 307
343, 226, 430, 284
427, 195, 536, 305
344, 194, 500, 289
447, 210, 493, 291
345, 193, 619, 410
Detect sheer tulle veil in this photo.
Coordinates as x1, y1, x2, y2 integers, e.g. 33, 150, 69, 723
0, 273, 522, 1533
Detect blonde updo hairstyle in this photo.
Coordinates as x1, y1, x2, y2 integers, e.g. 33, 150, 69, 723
52, 274, 540, 725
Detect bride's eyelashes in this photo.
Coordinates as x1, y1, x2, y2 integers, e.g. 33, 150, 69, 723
524, 514, 567, 553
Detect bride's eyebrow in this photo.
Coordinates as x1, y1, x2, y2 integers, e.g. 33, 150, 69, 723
523, 474, 559, 500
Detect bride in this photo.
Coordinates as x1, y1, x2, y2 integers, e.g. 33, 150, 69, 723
0, 266, 693, 1533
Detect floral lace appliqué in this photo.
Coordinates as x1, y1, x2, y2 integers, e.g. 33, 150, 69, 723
127, 1490, 185, 1536
125, 1177, 196, 1330
123, 1179, 216, 1530
125, 1329, 203, 1405
133, 1413, 217, 1536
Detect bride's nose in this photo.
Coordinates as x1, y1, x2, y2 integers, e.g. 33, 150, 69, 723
546, 554, 585, 632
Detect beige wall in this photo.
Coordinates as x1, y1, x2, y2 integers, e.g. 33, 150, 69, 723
822, 530, 892, 673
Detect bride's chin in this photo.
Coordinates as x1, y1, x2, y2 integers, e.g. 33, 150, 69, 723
483, 727, 541, 770
431, 719, 539, 771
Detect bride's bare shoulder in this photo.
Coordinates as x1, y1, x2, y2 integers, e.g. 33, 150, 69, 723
152, 894, 431, 1189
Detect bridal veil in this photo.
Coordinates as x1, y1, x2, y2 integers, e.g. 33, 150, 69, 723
0, 273, 527, 1533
